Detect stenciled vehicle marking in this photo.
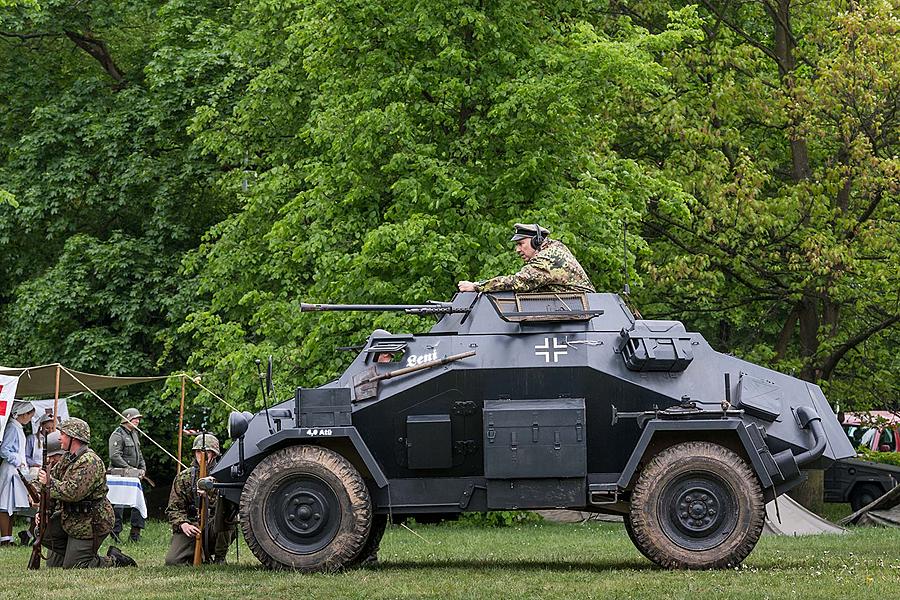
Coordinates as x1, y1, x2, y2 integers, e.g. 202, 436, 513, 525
534, 337, 568, 363
304, 429, 333, 436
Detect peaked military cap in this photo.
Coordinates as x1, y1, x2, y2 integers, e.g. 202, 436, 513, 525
509, 223, 550, 242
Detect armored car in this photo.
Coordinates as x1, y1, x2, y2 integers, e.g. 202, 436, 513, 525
206, 292, 855, 571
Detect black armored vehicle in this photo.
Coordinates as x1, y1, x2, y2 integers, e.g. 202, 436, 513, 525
206, 292, 855, 571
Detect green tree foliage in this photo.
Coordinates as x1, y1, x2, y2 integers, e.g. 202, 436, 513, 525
619, 0, 899, 409
0, 0, 234, 472
180, 0, 699, 410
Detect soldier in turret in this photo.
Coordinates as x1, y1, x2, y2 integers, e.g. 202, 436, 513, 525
108, 408, 146, 542
458, 223, 595, 294
37, 418, 136, 568
164, 434, 237, 565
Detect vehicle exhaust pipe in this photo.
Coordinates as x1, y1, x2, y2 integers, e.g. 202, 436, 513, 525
793, 406, 826, 466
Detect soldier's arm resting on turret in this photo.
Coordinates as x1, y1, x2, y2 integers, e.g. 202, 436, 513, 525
476, 254, 558, 293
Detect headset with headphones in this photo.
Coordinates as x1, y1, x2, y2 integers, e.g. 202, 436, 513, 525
530, 223, 545, 250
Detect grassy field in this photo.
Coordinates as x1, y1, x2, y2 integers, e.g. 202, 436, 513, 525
2, 519, 897, 600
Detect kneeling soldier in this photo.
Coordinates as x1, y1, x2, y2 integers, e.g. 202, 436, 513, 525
165, 434, 236, 565
37, 418, 136, 568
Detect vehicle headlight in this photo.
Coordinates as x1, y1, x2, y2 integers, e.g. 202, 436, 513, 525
228, 411, 253, 440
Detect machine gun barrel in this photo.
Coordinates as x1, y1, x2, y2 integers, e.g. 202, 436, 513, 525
300, 302, 466, 315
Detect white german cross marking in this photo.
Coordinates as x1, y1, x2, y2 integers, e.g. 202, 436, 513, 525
534, 337, 568, 363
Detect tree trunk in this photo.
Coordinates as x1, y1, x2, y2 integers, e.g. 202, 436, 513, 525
788, 470, 825, 516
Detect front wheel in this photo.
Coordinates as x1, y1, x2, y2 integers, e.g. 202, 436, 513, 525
240, 445, 372, 571
629, 441, 764, 569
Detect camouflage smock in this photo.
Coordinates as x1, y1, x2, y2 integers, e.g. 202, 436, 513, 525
166, 460, 221, 532
48, 446, 114, 539
477, 239, 595, 293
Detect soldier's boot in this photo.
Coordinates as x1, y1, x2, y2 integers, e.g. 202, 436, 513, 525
106, 546, 138, 567
129, 528, 142, 543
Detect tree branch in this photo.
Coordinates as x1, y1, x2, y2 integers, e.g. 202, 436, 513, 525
819, 314, 900, 381
0, 30, 60, 41
64, 30, 125, 84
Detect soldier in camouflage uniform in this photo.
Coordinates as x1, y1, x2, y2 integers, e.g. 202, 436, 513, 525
37, 418, 136, 568
458, 223, 595, 293
165, 434, 237, 565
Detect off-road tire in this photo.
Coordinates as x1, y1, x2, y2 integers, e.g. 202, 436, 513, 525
629, 441, 764, 569
240, 445, 372, 572
849, 483, 883, 513
345, 513, 387, 568
623, 512, 653, 561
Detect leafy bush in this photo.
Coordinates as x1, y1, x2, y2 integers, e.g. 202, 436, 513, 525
857, 447, 900, 467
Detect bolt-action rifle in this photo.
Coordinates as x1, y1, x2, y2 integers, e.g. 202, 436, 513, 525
193, 433, 209, 566
27, 435, 49, 570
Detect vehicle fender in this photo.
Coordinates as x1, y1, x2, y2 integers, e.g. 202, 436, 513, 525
256, 426, 388, 488
616, 419, 775, 491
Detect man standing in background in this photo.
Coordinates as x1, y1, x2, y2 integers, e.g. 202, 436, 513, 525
107, 408, 146, 543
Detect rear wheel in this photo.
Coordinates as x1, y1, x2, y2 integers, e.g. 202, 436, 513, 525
240, 445, 372, 571
849, 483, 883, 512
629, 442, 764, 569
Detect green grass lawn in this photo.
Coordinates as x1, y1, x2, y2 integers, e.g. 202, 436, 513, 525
2, 519, 897, 600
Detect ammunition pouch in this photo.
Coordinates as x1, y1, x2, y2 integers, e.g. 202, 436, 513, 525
63, 500, 97, 515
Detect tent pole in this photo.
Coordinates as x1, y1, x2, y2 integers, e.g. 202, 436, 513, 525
177, 375, 185, 473
51, 365, 60, 430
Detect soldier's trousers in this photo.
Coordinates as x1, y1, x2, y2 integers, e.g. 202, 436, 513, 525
43, 514, 112, 569
165, 523, 236, 565
113, 506, 145, 534
164, 531, 197, 565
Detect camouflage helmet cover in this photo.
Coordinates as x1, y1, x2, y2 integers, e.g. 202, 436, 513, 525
121, 408, 143, 423
191, 434, 220, 456
58, 417, 91, 444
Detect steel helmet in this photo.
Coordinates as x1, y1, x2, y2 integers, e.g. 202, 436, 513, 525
191, 434, 220, 456
58, 417, 91, 444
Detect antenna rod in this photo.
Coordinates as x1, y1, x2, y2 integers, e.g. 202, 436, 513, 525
623, 219, 630, 296
255, 359, 275, 435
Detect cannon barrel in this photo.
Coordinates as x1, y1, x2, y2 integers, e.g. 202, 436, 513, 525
300, 302, 466, 315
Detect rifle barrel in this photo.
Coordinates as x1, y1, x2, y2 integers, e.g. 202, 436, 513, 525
301, 303, 450, 312
193, 450, 208, 566
366, 350, 476, 383
28, 436, 49, 570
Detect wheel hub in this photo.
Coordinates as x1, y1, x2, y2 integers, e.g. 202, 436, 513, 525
266, 475, 341, 554
676, 488, 721, 535
660, 473, 739, 551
